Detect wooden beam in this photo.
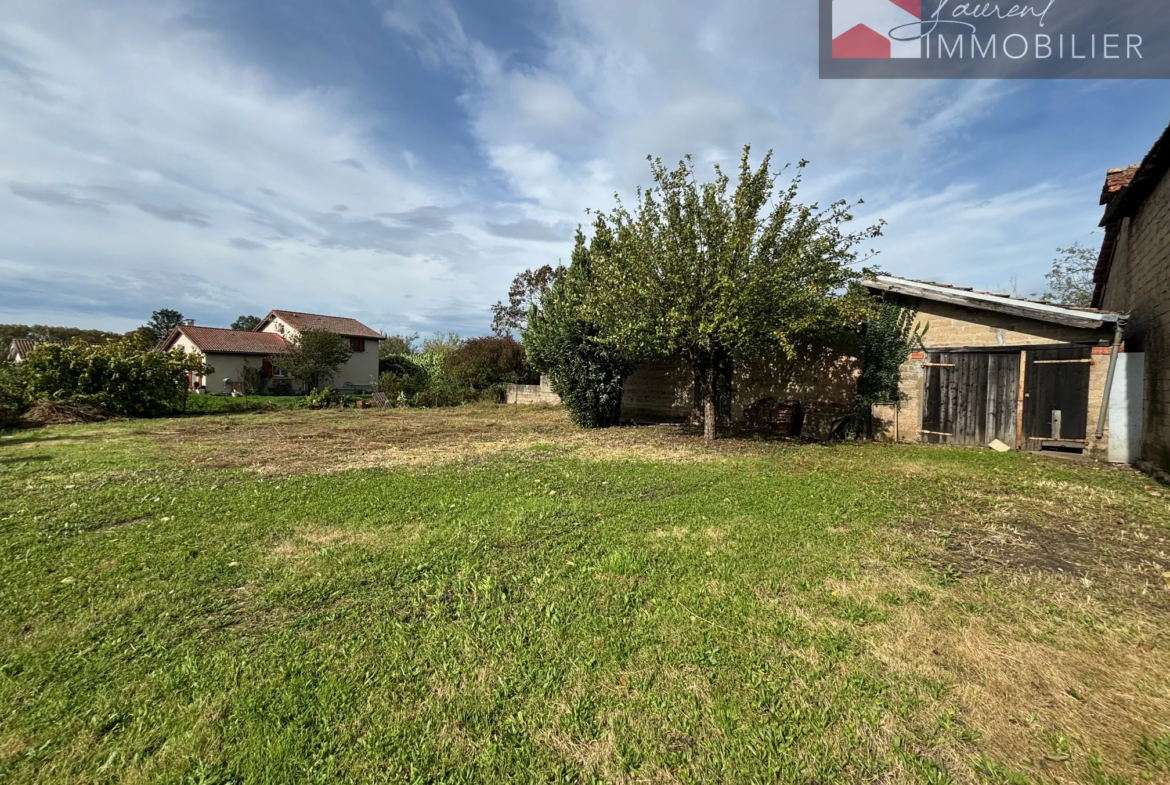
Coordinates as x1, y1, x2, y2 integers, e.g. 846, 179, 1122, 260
922, 362, 955, 367
1032, 359, 1092, 364
1015, 350, 1027, 449
867, 279, 1115, 330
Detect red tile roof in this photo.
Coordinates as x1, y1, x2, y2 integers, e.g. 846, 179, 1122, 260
258, 310, 382, 339
162, 325, 289, 355
1094, 120, 1170, 306
9, 338, 40, 358
1099, 165, 1140, 205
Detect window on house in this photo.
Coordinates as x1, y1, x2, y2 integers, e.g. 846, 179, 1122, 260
350, 338, 366, 353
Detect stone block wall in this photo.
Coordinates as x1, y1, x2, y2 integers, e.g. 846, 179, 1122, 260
506, 376, 562, 405
1101, 168, 1170, 471
620, 345, 860, 439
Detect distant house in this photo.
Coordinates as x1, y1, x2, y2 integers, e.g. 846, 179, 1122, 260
865, 276, 1128, 459
1094, 120, 1170, 472
7, 338, 42, 363
159, 310, 381, 393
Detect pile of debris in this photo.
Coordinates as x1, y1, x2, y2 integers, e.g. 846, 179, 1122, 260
22, 401, 110, 425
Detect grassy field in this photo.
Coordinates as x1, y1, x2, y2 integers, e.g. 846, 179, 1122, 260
1, 404, 1168, 784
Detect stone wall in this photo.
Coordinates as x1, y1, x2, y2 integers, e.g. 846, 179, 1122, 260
620, 345, 860, 439
889, 301, 1116, 456
1100, 168, 1170, 471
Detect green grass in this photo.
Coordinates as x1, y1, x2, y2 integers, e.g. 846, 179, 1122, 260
181, 395, 303, 415
1, 410, 1168, 784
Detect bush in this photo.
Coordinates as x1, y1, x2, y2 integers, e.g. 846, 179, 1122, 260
182, 395, 300, 415
378, 355, 429, 386
18, 337, 204, 417
0, 363, 28, 427
445, 336, 533, 391
524, 233, 632, 429
289, 388, 360, 410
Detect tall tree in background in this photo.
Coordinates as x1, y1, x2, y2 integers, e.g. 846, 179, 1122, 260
379, 332, 419, 357
272, 329, 352, 391
584, 147, 883, 440
231, 315, 261, 331
1040, 243, 1097, 306
143, 309, 184, 345
491, 265, 557, 336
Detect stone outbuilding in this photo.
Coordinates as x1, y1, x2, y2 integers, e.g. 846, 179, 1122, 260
864, 276, 1130, 460
1094, 120, 1170, 472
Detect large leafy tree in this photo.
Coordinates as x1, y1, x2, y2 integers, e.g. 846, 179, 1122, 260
491, 265, 557, 336
525, 229, 634, 429
584, 146, 883, 440
143, 309, 185, 345
231, 314, 262, 332
272, 329, 353, 391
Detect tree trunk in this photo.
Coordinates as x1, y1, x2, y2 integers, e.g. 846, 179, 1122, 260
703, 362, 717, 441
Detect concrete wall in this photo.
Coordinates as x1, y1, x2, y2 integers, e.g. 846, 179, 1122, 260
259, 316, 379, 390
619, 345, 860, 439
1100, 168, 1170, 471
506, 376, 562, 405
891, 301, 1115, 456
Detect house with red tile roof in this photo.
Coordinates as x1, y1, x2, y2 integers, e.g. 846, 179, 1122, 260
160, 311, 381, 393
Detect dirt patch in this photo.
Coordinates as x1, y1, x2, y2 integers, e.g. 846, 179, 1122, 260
144, 404, 776, 475
911, 514, 1169, 605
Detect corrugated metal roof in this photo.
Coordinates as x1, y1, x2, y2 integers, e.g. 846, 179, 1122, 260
865, 275, 1126, 331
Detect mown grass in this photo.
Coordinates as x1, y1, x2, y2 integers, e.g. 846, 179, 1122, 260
1, 406, 1168, 784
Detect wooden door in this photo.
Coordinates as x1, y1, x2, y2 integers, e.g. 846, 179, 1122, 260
984, 353, 1020, 446
922, 352, 1019, 447
1022, 346, 1091, 449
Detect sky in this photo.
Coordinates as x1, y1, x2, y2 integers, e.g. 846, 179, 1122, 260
0, 0, 1168, 337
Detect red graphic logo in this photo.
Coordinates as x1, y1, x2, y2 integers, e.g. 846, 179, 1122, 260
832, 0, 922, 58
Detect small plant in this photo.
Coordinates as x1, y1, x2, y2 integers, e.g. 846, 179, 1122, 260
296, 387, 343, 410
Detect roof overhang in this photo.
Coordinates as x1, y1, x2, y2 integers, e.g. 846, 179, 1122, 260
864, 276, 1126, 331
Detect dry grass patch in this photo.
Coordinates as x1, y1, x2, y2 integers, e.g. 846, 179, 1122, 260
270, 526, 376, 560
141, 404, 779, 475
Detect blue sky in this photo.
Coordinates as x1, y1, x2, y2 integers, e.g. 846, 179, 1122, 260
0, 0, 1167, 336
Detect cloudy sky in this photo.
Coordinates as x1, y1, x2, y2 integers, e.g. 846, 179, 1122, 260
1, 0, 1167, 336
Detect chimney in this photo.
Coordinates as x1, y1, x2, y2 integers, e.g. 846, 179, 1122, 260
182, 318, 195, 326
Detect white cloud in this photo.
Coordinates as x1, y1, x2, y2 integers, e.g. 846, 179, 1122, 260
0, 0, 557, 335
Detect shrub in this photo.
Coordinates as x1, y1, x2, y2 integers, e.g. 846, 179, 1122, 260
524, 232, 633, 429
239, 360, 270, 396
294, 387, 351, 410
0, 363, 28, 427
18, 338, 204, 417
378, 354, 428, 383
841, 300, 925, 439
445, 336, 533, 391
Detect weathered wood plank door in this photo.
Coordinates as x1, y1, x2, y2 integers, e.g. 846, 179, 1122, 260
1022, 346, 1091, 449
984, 353, 1020, 446
922, 352, 1019, 446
